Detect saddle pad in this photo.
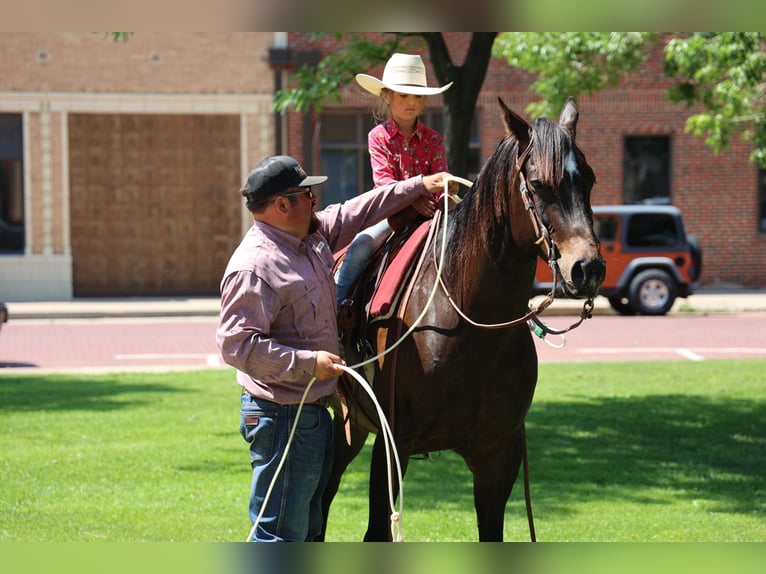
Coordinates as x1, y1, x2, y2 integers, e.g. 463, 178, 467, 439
369, 220, 430, 318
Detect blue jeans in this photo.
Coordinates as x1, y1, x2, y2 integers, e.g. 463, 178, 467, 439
239, 394, 335, 542
335, 219, 392, 305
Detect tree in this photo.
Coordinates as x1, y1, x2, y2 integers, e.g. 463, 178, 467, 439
273, 33, 497, 178
664, 33, 766, 167
492, 32, 658, 119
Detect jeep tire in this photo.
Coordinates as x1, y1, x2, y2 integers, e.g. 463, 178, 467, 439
628, 269, 677, 315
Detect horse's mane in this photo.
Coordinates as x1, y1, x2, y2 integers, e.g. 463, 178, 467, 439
528, 117, 578, 190
448, 119, 566, 257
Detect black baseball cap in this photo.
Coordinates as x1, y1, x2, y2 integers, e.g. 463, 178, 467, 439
243, 155, 327, 201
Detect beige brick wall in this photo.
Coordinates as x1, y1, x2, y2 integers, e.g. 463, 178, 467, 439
0, 33, 275, 95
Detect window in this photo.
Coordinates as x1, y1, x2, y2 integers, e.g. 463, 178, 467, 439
623, 136, 671, 205
759, 168, 766, 234
594, 215, 618, 242
318, 113, 375, 207
318, 110, 482, 207
0, 114, 24, 252
625, 213, 679, 248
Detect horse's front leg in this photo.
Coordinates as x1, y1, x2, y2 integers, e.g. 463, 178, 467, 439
364, 431, 410, 541
466, 425, 525, 542
317, 416, 368, 541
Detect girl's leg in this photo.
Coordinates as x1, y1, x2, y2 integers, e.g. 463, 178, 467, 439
335, 220, 392, 305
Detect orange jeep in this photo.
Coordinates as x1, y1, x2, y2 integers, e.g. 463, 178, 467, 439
535, 204, 702, 315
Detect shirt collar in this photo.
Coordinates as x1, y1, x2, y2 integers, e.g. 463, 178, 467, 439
252, 219, 305, 252
383, 117, 423, 141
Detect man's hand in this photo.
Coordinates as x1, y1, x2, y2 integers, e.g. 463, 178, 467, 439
313, 351, 346, 380
422, 172, 460, 197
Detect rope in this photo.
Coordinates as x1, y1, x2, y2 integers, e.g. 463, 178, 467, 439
337, 364, 405, 542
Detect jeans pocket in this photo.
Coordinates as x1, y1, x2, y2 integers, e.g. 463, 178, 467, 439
240, 407, 278, 463
296, 407, 322, 433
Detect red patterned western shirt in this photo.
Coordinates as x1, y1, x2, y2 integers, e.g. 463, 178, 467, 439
368, 117, 448, 186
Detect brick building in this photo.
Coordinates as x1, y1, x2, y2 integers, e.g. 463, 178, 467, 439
1, 32, 764, 301
282, 32, 766, 290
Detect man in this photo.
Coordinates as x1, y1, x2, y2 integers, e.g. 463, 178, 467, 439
216, 155, 449, 541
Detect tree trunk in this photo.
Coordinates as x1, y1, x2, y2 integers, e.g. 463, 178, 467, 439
422, 32, 497, 178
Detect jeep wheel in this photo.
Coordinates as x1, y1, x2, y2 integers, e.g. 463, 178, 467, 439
628, 269, 677, 315
608, 297, 636, 315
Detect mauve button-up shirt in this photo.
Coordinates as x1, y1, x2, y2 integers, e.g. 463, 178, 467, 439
216, 175, 429, 404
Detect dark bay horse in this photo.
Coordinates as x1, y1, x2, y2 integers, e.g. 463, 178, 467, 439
323, 97, 605, 541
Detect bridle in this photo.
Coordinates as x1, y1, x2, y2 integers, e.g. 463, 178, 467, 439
435, 136, 595, 333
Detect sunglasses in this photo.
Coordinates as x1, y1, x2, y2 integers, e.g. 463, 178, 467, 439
279, 187, 314, 200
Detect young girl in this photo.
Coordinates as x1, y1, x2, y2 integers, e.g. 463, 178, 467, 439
335, 53, 453, 305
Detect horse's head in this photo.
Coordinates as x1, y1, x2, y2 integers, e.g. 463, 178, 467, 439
499, 97, 605, 299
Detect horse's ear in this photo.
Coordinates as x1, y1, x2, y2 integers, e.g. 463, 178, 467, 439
498, 97, 530, 149
559, 97, 579, 140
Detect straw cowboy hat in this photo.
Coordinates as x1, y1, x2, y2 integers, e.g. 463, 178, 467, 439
355, 53, 453, 96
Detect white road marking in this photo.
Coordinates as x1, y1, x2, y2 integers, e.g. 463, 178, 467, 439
676, 348, 705, 361
575, 347, 766, 358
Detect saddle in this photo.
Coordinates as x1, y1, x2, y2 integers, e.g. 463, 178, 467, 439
332, 215, 437, 440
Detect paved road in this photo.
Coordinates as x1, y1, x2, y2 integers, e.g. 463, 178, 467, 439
0, 317, 224, 373
533, 313, 766, 363
1, 312, 763, 374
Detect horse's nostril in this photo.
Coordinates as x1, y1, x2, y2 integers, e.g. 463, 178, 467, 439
573, 257, 606, 292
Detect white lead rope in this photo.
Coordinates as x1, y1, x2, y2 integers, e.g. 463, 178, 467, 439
246, 176, 473, 542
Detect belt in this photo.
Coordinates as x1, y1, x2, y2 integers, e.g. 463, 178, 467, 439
243, 391, 331, 408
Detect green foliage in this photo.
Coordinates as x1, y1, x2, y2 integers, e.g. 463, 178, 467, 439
493, 32, 658, 118
665, 32, 766, 167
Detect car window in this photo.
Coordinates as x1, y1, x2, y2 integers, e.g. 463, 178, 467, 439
594, 216, 618, 242
626, 213, 679, 247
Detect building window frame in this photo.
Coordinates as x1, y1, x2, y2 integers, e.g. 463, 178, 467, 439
623, 135, 672, 205
0, 113, 25, 253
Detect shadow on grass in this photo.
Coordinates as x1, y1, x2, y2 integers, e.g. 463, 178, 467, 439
525, 393, 765, 515
0, 373, 186, 412
376, 393, 765, 521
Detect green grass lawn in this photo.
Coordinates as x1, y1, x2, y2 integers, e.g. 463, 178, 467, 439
1, 359, 764, 542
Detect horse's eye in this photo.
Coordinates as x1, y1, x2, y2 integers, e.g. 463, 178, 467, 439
529, 179, 544, 192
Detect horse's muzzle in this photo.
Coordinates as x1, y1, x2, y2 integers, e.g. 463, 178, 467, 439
568, 255, 606, 297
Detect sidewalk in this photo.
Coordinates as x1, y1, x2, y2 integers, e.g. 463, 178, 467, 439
4, 297, 221, 320
4, 289, 766, 321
